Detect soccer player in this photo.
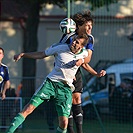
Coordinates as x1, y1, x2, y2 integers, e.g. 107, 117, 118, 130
0, 47, 10, 131
0, 47, 10, 99
6, 33, 89, 133
60, 10, 106, 133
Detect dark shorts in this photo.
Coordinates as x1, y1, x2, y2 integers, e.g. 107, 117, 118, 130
73, 68, 83, 93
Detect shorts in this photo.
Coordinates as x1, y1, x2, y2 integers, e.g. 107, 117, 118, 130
29, 78, 72, 117
73, 68, 83, 93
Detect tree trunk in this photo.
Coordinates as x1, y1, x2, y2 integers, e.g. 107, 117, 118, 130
22, 2, 40, 98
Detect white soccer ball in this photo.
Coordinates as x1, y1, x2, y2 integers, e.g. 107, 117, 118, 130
59, 18, 76, 34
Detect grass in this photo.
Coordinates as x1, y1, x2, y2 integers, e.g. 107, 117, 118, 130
1, 111, 132, 133
83, 119, 133, 133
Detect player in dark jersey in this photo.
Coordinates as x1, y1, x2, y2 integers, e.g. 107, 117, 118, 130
0, 47, 10, 100
0, 47, 10, 131
60, 10, 106, 133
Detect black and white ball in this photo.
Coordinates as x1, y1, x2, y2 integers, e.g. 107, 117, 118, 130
59, 18, 76, 34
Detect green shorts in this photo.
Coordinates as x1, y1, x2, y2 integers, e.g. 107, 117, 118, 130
29, 78, 72, 117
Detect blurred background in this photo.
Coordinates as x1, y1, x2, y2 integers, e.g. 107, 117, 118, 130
0, 0, 133, 133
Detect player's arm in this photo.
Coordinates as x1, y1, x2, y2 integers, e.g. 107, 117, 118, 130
14, 51, 47, 62
14, 42, 61, 62
1, 80, 10, 100
84, 49, 93, 63
83, 34, 94, 63
75, 49, 92, 66
16, 83, 22, 97
82, 63, 106, 77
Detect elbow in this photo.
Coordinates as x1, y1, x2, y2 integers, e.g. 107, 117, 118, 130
7, 80, 11, 88
84, 58, 91, 64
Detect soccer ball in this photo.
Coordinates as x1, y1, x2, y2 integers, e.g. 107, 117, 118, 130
59, 18, 76, 34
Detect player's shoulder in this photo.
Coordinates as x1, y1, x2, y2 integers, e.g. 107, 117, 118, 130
63, 32, 76, 37
60, 32, 76, 43
88, 34, 94, 38
51, 43, 69, 51
1, 63, 8, 69
0, 63, 9, 74
88, 34, 94, 44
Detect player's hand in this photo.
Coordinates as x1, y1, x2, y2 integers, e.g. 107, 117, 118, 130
75, 59, 84, 66
0, 92, 6, 100
97, 70, 106, 77
14, 53, 24, 62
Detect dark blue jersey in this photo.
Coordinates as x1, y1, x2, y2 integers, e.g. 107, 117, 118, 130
85, 34, 94, 51
0, 63, 9, 89
59, 32, 94, 51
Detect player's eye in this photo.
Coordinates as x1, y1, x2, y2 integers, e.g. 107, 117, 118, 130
75, 40, 79, 44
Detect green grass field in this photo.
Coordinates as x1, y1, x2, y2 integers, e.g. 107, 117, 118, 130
1, 117, 132, 133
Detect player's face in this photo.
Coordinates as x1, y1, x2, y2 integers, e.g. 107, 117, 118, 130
70, 38, 84, 54
78, 21, 93, 35
0, 49, 4, 61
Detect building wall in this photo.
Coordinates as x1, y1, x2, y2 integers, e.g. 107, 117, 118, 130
0, 0, 133, 89
90, 18, 133, 65
36, 17, 133, 81
36, 19, 63, 79
0, 22, 23, 88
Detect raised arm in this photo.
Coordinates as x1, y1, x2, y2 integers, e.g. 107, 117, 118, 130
82, 63, 106, 77
75, 49, 92, 66
84, 49, 92, 63
14, 51, 47, 62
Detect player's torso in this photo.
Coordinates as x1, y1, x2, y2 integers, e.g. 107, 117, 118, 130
0, 64, 7, 88
47, 45, 87, 84
55, 48, 87, 69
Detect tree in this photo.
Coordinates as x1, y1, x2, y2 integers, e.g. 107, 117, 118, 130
21, 1, 40, 97
1, 0, 118, 97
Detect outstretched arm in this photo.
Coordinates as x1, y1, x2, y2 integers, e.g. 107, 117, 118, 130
82, 63, 106, 77
14, 51, 47, 62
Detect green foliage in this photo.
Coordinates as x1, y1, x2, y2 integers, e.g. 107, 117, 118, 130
87, 0, 118, 11
14, 0, 118, 11
40, 0, 118, 11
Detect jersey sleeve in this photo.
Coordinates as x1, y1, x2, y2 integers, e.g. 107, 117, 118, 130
45, 43, 66, 56
4, 67, 9, 81
59, 32, 76, 44
59, 34, 66, 42
85, 34, 94, 51
45, 43, 59, 56
59, 34, 72, 44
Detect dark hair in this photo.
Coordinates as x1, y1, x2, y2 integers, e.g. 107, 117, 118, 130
73, 10, 94, 27
0, 47, 4, 54
77, 33, 89, 46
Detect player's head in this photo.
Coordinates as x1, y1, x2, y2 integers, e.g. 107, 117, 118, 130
70, 33, 89, 54
73, 10, 94, 35
0, 47, 4, 61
